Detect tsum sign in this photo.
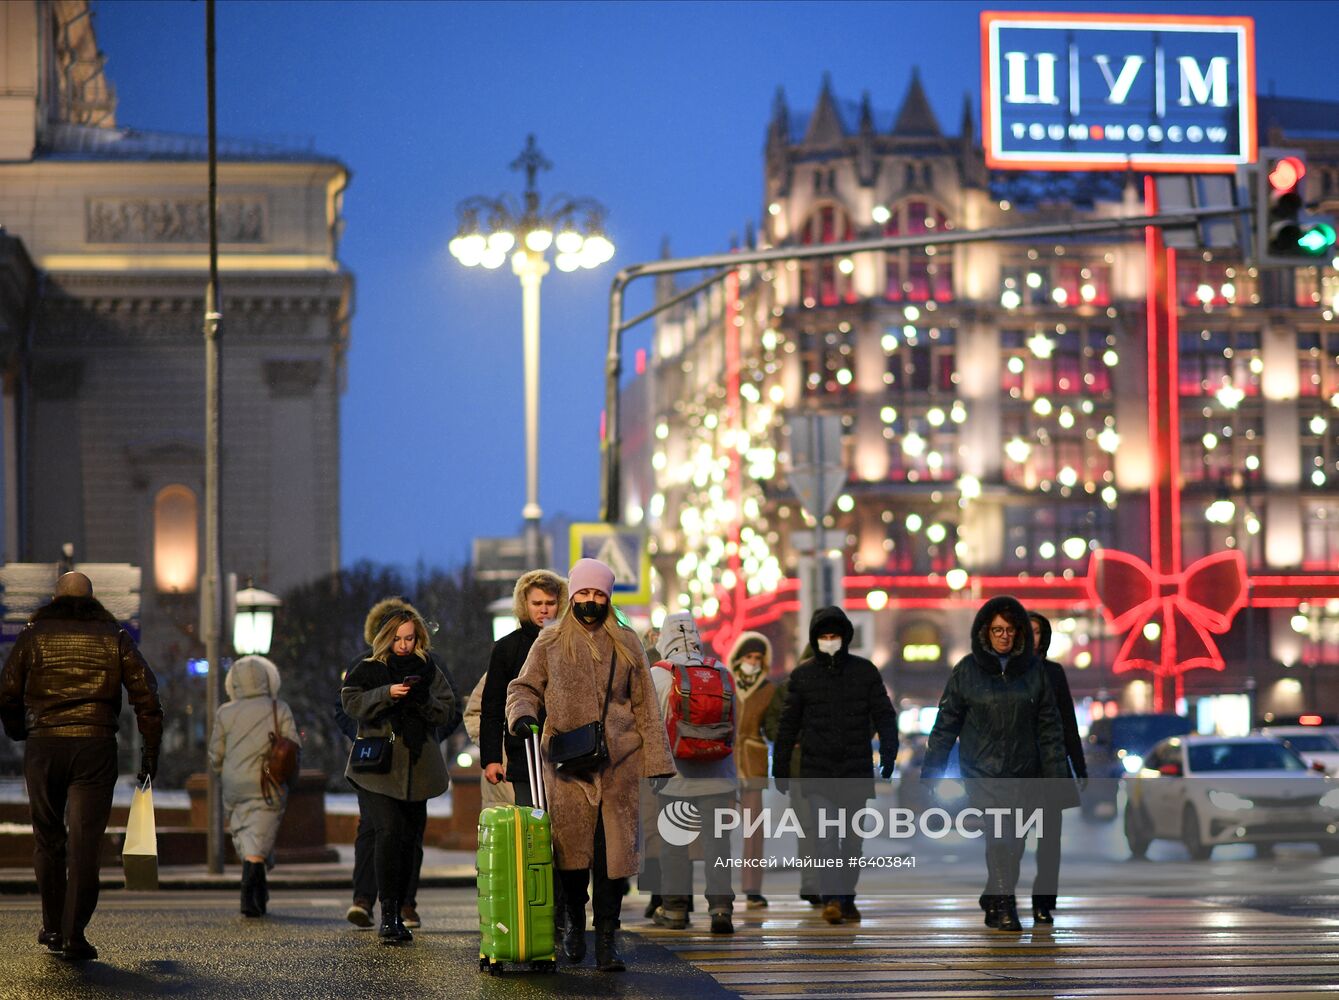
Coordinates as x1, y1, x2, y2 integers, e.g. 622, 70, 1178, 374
981, 12, 1256, 172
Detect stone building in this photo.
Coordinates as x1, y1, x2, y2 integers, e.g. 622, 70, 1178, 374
0, 1, 352, 757
627, 71, 1339, 730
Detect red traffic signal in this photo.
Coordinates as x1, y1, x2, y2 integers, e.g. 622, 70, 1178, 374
1268, 156, 1306, 193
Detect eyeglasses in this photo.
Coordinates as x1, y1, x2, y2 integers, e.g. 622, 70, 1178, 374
989, 627, 1017, 637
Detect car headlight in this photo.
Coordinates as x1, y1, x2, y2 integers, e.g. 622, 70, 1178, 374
1207, 789, 1254, 811
1320, 788, 1339, 810
1122, 754, 1144, 774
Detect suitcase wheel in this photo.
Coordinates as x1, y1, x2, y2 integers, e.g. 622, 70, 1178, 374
478, 957, 490, 972
528, 960, 557, 973
486, 963, 500, 977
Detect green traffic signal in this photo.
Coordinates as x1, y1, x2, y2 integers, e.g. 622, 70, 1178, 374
1298, 223, 1337, 256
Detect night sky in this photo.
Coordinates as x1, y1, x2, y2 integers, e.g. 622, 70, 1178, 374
90, 0, 1339, 573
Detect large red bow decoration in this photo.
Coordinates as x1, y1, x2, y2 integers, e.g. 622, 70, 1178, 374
1085, 549, 1248, 677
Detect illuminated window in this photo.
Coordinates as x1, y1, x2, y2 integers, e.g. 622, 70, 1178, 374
1178, 328, 1261, 397
1303, 502, 1339, 571
799, 205, 856, 307
154, 484, 198, 593
884, 199, 953, 303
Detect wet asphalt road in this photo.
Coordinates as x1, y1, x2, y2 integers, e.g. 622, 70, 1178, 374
0, 888, 737, 1000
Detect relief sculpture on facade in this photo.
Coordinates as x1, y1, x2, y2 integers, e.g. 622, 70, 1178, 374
86, 197, 267, 244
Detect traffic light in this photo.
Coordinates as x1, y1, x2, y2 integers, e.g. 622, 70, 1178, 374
1251, 147, 1338, 266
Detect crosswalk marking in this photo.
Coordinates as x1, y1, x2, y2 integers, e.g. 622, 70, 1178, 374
638, 896, 1339, 999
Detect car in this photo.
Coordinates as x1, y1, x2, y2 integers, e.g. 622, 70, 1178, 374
1259, 726, 1339, 775
1081, 713, 1194, 821
1124, 735, 1339, 860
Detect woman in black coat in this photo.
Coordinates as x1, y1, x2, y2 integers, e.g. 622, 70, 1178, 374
1028, 611, 1087, 925
921, 596, 1068, 932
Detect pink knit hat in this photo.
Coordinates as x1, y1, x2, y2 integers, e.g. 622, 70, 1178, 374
568, 558, 615, 597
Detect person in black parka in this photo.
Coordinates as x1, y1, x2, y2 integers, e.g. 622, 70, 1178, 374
479, 569, 567, 804
773, 606, 898, 926
1028, 611, 1086, 925
921, 596, 1068, 932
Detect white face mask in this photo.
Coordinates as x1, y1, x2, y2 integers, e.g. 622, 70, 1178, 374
817, 638, 842, 656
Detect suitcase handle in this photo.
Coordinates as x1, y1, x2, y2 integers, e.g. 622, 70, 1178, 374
523, 724, 547, 813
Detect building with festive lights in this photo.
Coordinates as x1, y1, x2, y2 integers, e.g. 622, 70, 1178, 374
623, 72, 1339, 730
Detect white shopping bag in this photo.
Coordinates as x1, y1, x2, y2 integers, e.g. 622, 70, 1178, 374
122, 778, 159, 890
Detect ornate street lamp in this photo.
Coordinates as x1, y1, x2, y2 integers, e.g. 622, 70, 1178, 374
233, 585, 282, 656
448, 135, 615, 568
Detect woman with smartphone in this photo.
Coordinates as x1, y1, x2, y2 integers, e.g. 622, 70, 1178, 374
341, 602, 456, 944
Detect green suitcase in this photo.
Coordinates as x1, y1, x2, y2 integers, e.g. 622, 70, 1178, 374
477, 730, 557, 974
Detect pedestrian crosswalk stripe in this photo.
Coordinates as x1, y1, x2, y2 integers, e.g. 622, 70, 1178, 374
639, 896, 1339, 999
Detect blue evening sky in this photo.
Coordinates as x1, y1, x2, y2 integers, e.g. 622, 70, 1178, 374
91, 0, 1339, 572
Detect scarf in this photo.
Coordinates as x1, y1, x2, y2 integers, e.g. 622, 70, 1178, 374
349, 654, 433, 763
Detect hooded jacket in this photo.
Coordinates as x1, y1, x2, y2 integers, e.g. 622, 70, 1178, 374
209, 655, 301, 806
651, 612, 738, 797
480, 570, 568, 783
771, 606, 898, 792
1031, 612, 1087, 783
728, 631, 776, 785
0, 595, 162, 747
923, 596, 1068, 783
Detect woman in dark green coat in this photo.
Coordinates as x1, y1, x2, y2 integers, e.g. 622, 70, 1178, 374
342, 604, 456, 945
922, 595, 1068, 932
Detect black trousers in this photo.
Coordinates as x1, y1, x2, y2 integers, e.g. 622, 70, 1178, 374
352, 786, 424, 906
806, 788, 867, 904
1032, 806, 1063, 906
983, 823, 1027, 899
25, 737, 118, 943
558, 813, 626, 927
360, 791, 427, 905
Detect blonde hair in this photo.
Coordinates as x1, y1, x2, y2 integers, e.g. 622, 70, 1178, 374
371, 609, 431, 663
550, 600, 640, 669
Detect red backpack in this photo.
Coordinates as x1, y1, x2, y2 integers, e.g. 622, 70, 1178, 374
654, 657, 736, 761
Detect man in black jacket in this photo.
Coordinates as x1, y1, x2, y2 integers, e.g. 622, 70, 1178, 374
479, 569, 566, 805
0, 573, 163, 961
1028, 611, 1086, 925
773, 606, 898, 925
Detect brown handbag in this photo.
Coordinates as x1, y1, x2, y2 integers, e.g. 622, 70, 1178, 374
261, 699, 301, 805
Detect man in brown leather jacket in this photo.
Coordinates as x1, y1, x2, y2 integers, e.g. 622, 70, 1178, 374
0, 572, 163, 961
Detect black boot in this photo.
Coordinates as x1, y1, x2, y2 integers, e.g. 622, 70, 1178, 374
1032, 895, 1054, 925
643, 893, 662, 920
594, 920, 626, 973
254, 863, 269, 916
379, 898, 412, 944
562, 908, 586, 963
996, 897, 1022, 932
983, 895, 1001, 928
240, 862, 262, 918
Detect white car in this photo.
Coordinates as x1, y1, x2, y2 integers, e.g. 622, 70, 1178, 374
1124, 735, 1339, 860
1259, 726, 1339, 775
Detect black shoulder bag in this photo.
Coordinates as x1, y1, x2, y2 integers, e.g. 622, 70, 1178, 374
548, 650, 616, 774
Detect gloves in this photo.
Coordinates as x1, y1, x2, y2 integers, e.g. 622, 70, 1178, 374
649, 774, 670, 794
511, 716, 539, 739
137, 748, 158, 785
879, 757, 896, 780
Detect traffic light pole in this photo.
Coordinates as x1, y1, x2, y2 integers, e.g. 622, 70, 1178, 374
601, 203, 1249, 525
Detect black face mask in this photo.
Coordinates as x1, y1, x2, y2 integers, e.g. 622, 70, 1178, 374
573, 600, 609, 626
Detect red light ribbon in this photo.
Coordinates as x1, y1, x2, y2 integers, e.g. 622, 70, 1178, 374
1085, 549, 1248, 677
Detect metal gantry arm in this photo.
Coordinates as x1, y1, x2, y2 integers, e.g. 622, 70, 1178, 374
600, 202, 1252, 524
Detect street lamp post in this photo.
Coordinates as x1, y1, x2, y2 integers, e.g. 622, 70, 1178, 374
448, 135, 614, 569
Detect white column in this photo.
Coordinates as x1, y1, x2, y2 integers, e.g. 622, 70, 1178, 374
513, 250, 549, 562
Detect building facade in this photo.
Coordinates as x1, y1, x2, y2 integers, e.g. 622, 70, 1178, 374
627, 72, 1339, 729
0, 1, 352, 761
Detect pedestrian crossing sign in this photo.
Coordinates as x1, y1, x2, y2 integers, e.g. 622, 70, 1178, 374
569, 523, 651, 606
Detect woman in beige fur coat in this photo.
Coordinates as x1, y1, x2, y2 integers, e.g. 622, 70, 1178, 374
507, 558, 674, 973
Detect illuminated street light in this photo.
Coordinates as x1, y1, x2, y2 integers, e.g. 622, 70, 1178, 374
448, 135, 614, 565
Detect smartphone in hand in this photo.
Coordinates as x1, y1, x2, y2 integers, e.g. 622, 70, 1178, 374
403, 675, 422, 685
